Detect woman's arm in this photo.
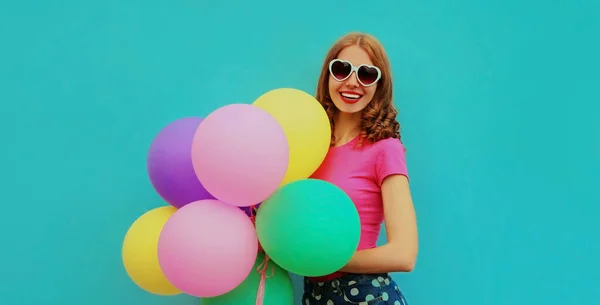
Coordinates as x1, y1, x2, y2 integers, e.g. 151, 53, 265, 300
340, 174, 419, 273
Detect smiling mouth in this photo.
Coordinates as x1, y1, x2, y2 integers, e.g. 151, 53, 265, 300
339, 92, 363, 104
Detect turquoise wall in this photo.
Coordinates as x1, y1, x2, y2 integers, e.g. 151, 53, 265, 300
1, 1, 598, 304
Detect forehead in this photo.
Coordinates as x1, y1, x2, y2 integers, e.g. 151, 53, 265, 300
336, 45, 373, 66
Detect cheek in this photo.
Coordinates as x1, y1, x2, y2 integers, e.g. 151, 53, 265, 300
365, 85, 377, 98
328, 77, 339, 94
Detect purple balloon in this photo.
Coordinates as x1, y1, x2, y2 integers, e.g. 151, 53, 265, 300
147, 117, 215, 208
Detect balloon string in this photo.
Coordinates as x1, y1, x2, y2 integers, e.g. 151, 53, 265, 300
249, 205, 257, 223
255, 253, 274, 305
249, 204, 263, 253
250, 203, 271, 305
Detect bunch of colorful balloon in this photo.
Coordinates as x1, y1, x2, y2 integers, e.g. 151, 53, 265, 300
121, 88, 362, 305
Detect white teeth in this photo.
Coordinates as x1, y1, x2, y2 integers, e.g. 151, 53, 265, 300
341, 92, 361, 99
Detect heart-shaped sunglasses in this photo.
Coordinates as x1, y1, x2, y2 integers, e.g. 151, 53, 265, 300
328, 59, 381, 87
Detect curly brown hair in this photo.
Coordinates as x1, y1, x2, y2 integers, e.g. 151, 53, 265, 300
315, 32, 401, 148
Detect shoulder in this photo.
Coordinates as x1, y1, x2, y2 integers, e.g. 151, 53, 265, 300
372, 137, 406, 155
371, 137, 408, 185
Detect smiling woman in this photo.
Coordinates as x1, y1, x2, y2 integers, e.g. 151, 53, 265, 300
302, 32, 417, 305
326, 45, 381, 122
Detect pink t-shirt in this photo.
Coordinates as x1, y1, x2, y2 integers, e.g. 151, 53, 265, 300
307, 135, 408, 281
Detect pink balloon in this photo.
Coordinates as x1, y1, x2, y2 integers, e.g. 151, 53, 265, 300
191, 104, 289, 207
157, 199, 258, 297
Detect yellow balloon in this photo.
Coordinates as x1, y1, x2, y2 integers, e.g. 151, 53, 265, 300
253, 88, 331, 185
122, 206, 180, 295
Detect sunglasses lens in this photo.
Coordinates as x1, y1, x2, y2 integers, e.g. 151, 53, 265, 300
330, 60, 352, 80
358, 66, 379, 85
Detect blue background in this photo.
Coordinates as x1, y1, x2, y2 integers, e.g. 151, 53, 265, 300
1, 0, 598, 304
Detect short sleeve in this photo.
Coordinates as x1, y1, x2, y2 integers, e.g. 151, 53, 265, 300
375, 138, 409, 186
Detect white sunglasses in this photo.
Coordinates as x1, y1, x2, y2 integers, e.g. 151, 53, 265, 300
328, 59, 381, 87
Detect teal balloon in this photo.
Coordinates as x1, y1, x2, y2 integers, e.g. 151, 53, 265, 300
200, 252, 294, 305
255, 179, 360, 276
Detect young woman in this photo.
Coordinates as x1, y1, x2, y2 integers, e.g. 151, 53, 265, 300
303, 32, 418, 305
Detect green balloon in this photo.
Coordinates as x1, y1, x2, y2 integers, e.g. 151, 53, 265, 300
255, 178, 360, 277
200, 252, 294, 305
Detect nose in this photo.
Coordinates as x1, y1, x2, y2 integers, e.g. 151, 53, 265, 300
345, 71, 359, 88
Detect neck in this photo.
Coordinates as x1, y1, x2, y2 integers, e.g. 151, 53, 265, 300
333, 111, 362, 146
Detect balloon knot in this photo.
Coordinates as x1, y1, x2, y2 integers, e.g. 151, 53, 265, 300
249, 204, 264, 253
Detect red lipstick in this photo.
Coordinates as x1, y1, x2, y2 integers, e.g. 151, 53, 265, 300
339, 91, 363, 104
